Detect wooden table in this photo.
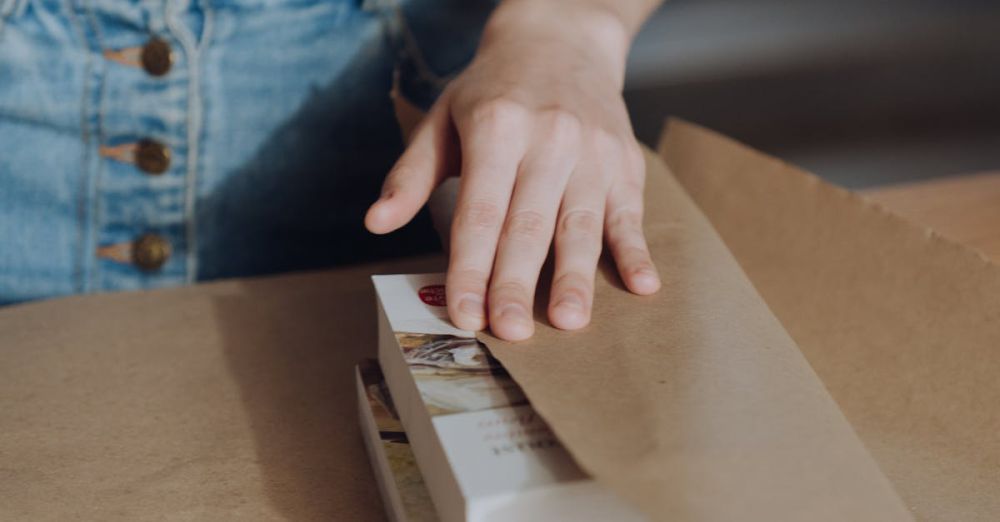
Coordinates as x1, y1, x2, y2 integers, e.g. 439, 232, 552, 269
1, 172, 997, 521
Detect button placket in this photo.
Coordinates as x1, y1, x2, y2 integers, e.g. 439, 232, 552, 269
96, 31, 187, 282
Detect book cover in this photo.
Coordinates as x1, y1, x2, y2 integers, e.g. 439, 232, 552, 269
372, 273, 642, 521
357, 360, 438, 522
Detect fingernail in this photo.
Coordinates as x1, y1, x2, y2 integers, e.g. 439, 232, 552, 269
633, 268, 661, 292
458, 294, 484, 317
500, 303, 530, 324
553, 294, 588, 330
556, 294, 584, 311
637, 267, 658, 280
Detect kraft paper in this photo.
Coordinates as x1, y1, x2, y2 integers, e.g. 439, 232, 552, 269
660, 119, 1000, 521
3, 119, 998, 520
479, 121, 913, 521
0, 257, 444, 521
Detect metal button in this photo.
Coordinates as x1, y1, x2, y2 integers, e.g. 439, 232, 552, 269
135, 139, 170, 175
132, 233, 171, 271
141, 37, 173, 77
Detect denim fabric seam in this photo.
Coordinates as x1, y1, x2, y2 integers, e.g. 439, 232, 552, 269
84, 0, 112, 292
0, 0, 17, 41
193, 0, 215, 282
144, 0, 165, 35
164, 0, 212, 282
84, 0, 108, 289
0, 0, 25, 30
66, 0, 93, 293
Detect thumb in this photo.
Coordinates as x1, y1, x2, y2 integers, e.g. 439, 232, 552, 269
365, 100, 457, 235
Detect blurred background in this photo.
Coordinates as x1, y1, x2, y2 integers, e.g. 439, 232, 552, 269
623, 0, 1000, 188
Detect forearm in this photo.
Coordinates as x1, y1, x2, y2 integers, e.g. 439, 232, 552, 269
482, 0, 665, 89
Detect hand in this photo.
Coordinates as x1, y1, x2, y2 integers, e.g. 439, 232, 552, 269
365, 0, 661, 341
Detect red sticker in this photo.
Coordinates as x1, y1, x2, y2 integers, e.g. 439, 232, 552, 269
418, 285, 447, 307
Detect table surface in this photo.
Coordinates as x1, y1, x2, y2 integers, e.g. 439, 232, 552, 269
1, 172, 997, 521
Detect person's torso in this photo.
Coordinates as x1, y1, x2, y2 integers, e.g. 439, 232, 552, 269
0, 0, 493, 304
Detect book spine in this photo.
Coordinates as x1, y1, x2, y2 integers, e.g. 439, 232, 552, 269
377, 301, 467, 522
356, 366, 407, 522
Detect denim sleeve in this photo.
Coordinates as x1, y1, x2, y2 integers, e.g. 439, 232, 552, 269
369, 0, 497, 110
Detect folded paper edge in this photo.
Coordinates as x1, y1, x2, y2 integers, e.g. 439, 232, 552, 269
477, 120, 913, 520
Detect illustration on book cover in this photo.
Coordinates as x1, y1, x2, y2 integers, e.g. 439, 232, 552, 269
396, 332, 527, 416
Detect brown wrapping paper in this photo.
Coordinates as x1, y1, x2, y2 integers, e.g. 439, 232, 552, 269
479, 123, 913, 520
660, 119, 1000, 521
0, 256, 443, 521
3, 119, 997, 520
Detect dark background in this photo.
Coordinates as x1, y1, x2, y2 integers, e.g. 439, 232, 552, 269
623, 0, 1000, 188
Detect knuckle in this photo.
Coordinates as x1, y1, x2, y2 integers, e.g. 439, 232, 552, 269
590, 128, 627, 158
503, 209, 549, 242
385, 164, 416, 187
624, 244, 652, 260
620, 175, 645, 196
469, 98, 526, 131
490, 279, 532, 301
625, 141, 645, 173
622, 247, 654, 268
607, 207, 643, 232
559, 209, 602, 237
448, 267, 491, 287
455, 199, 504, 231
540, 108, 582, 146
553, 271, 592, 294
611, 172, 645, 202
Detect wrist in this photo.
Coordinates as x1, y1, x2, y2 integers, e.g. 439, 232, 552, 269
482, 0, 634, 83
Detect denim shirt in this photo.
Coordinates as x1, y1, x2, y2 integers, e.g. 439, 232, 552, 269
0, 0, 492, 304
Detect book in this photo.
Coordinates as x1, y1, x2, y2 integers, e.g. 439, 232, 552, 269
356, 359, 438, 522
372, 273, 643, 522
